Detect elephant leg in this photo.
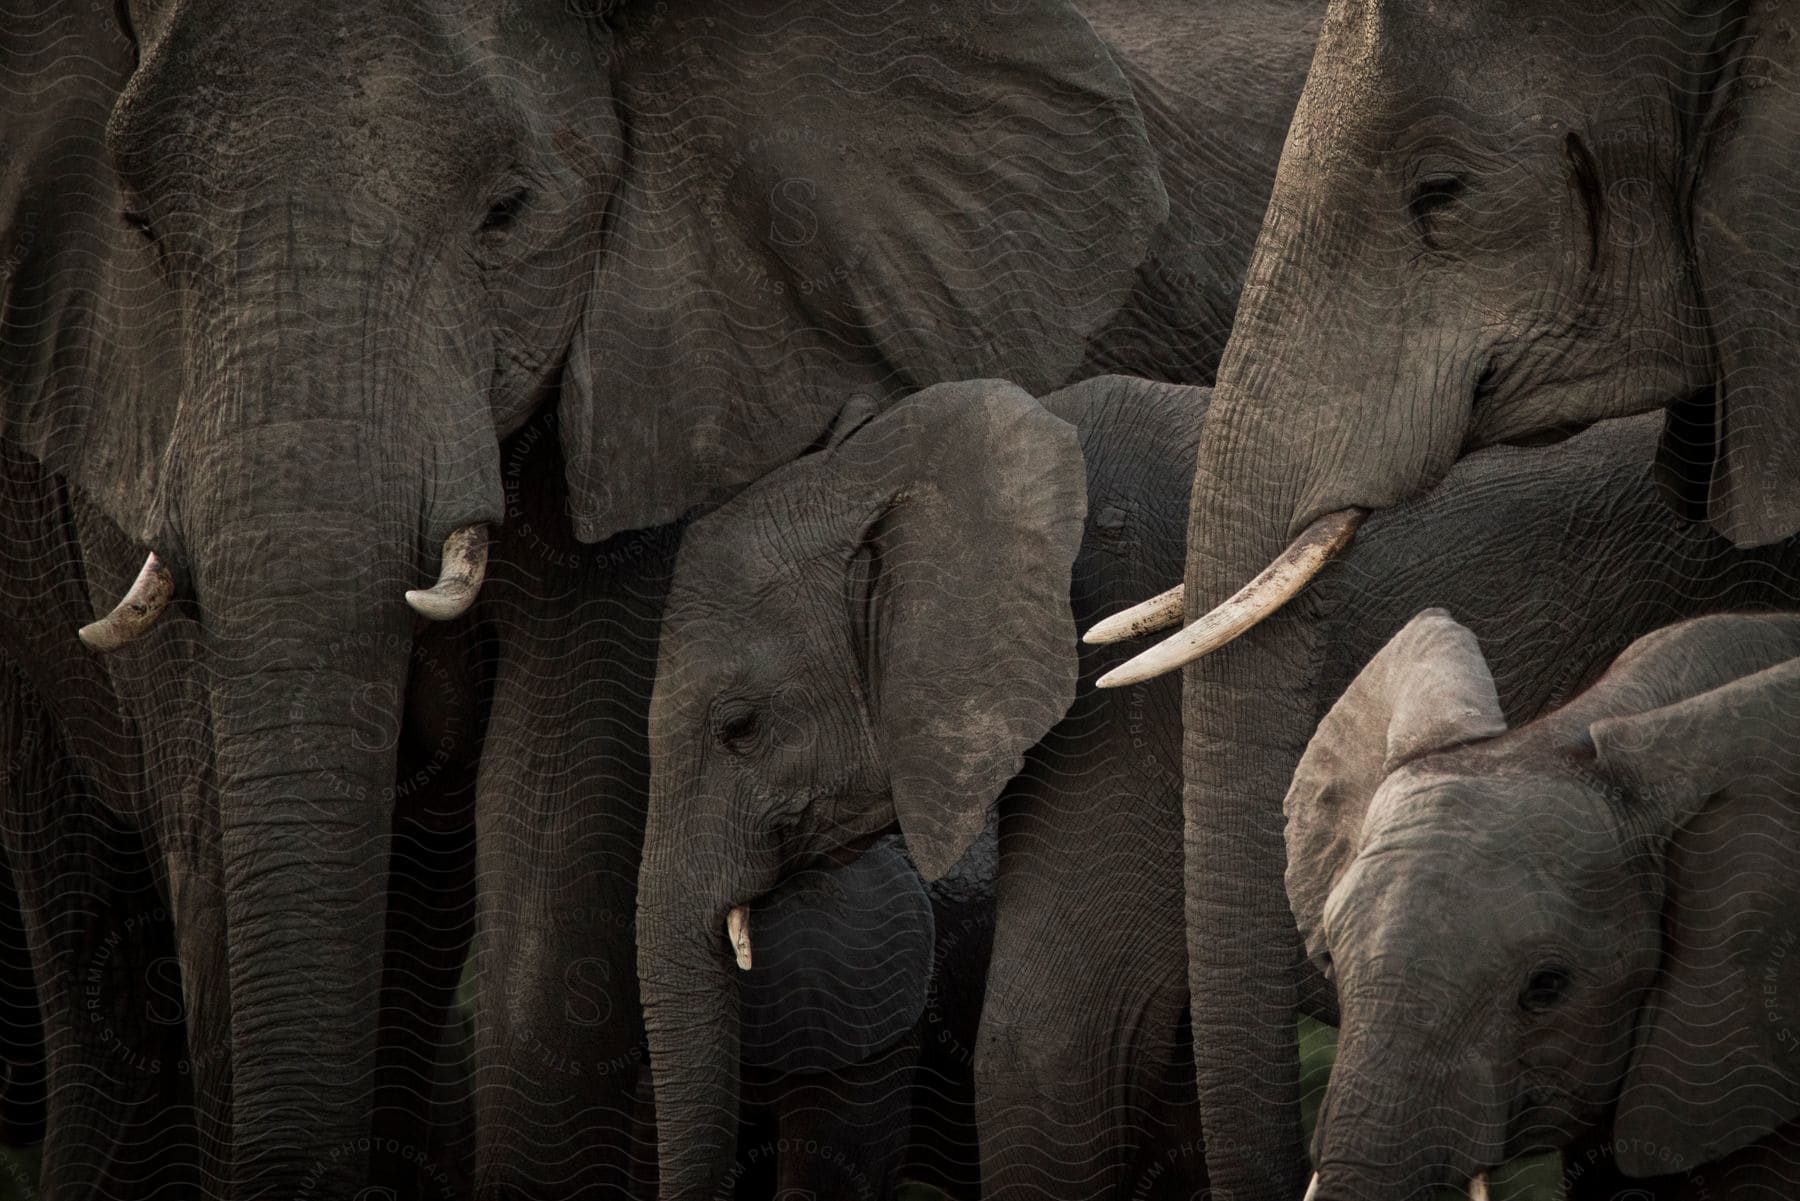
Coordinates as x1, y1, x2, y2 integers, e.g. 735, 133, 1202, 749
160, 832, 232, 1199
768, 1036, 921, 1201
975, 755, 1192, 1201
0, 849, 45, 1150
373, 802, 477, 1201
372, 619, 484, 1201
0, 664, 194, 1199
470, 498, 677, 1198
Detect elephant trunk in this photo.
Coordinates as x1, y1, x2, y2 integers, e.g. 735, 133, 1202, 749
1307, 1025, 1504, 1201
178, 226, 498, 1194
194, 463, 419, 1194
1176, 187, 1481, 1199
636, 870, 745, 1201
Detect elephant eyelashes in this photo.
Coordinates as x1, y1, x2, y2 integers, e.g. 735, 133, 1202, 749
1518, 966, 1571, 1014
1408, 174, 1466, 247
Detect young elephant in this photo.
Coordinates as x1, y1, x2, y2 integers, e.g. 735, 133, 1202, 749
1287, 610, 1800, 1200
640, 376, 1208, 1199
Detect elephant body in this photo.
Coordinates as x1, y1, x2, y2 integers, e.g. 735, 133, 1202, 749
1074, 0, 1323, 385
1285, 608, 1800, 1198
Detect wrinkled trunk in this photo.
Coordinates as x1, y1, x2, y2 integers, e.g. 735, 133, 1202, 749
636, 851, 744, 1201
177, 221, 494, 1194
1180, 203, 1449, 1201
195, 424, 415, 1197
1307, 1026, 1503, 1201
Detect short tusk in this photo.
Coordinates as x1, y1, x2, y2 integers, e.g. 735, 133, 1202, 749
1302, 1173, 1319, 1201
1096, 508, 1366, 688
1084, 583, 1184, 644
78, 552, 175, 652
1469, 1173, 1490, 1201
727, 905, 752, 971
405, 524, 489, 621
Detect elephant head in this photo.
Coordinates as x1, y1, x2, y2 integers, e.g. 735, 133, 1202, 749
1102, 0, 1799, 680
640, 379, 1087, 1197
1285, 608, 1800, 1199
1, 1, 1158, 1190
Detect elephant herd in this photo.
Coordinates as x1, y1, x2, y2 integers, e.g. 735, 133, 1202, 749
2, 0, 1797, 1199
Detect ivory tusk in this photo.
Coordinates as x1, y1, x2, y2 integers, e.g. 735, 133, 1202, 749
727, 905, 752, 971
1096, 508, 1366, 688
1302, 1172, 1319, 1201
405, 524, 489, 621
1469, 1173, 1491, 1201
78, 552, 175, 652
1084, 583, 1184, 644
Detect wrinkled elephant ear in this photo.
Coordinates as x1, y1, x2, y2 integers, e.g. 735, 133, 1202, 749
738, 839, 934, 1078
0, 3, 179, 548
558, 0, 1163, 543
1661, 7, 1800, 547
1585, 615, 1800, 1174
826, 379, 1086, 880
1284, 610, 1507, 951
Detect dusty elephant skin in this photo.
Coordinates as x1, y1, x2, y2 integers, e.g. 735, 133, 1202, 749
1287, 610, 1800, 1199
1121, 5, 1800, 1195
0, 0, 1165, 1196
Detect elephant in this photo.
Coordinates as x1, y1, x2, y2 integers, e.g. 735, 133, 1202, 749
637, 376, 1204, 1201
2, 0, 1167, 1194
645, 365, 1800, 1198
1284, 608, 1800, 1199
1083, 5, 1800, 1195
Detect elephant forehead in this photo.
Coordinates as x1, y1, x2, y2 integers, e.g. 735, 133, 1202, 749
112, 2, 508, 212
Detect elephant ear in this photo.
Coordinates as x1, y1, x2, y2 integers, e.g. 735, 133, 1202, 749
1284, 610, 1507, 951
1, 4, 178, 546
1674, 6, 1800, 547
558, 0, 1162, 543
827, 379, 1085, 880
1587, 615, 1800, 1175
738, 839, 935, 1078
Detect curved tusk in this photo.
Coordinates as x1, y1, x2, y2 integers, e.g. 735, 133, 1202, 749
1469, 1173, 1490, 1201
405, 524, 489, 621
1096, 508, 1366, 689
78, 552, 175, 652
727, 905, 752, 971
1302, 1173, 1319, 1201
1084, 583, 1184, 644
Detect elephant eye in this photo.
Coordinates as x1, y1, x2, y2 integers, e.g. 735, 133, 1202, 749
1409, 174, 1466, 246
1309, 948, 1335, 982
1519, 966, 1571, 1014
715, 707, 761, 755
480, 187, 532, 236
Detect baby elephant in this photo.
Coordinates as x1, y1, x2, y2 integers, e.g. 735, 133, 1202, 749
1287, 609, 1800, 1199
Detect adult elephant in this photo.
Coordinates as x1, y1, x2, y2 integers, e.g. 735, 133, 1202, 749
1091, 5, 1800, 1196
0, 0, 1161, 1195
